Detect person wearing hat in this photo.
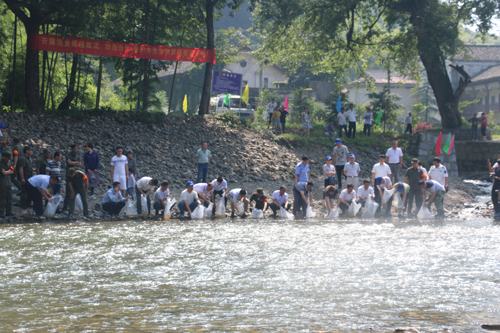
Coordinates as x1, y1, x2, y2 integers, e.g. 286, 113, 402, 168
363, 106, 373, 136
357, 180, 375, 207
346, 104, 357, 138
419, 180, 446, 218
332, 139, 349, 190
428, 157, 448, 190
324, 120, 336, 139
227, 188, 249, 218
0, 151, 14, 218
371, 154, 391, 186
0, 123, 10, 155
178, 181, 201, 219
270, 185, 291, 217
36, 149, 51, 175
323, 156, 337, 188
249, 188, 269, 216
395, 182, 410, 217
16, 146, 34, 209
295, 155, 310, 183
339, 184, 357, 216
405, 158, 425, 216
25, 174, 59, 220
195, 141, 212, 183
66, 168, 89, 219
84, 143, 100, 199
344, 154, 360, 191
110, 146, 129, 197
293, 181, 314, 217
337, 107, 347, 138
374, 176, 393, 216
153, 181, 172, 216
102, 182, 130, 216
11, 138, 24, 192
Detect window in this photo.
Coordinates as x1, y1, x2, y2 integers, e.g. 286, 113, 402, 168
218, 97, 224, 107
264, 78, 268, 89
242, 80, 248, 87
240, 59, 247, 68
492, 95, 496, 104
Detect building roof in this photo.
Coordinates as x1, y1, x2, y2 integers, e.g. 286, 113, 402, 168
471, 64, 500, 83
349, 70, 417, 85
457, 45, 500, 62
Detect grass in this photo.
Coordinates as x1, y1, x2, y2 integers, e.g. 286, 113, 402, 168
492, 134, 500, 140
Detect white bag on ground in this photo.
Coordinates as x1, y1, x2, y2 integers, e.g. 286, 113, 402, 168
362, 197, 379, 219
348, 201, 362, 216
382, 187, 396, 204
306, 204, 317, 218
236, 202, 244, 215
204, 203, 214, 219
43, 194, 61, 218
417, 205, 434, 219
251, 208, 264, 219
215, 196, 226, 218
141, 195, 148, 218
280, 206, 294, 219
74, 194, 83, 214
126, 200, 138, 218
163, 198, 176, 221
191, 205, 204, 219
324, 208, 339, 219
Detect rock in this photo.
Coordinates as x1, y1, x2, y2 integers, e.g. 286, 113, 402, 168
394, 329, 420, 333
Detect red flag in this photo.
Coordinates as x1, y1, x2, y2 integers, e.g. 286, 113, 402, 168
284, 96, 289, 111
448, 135, 455, 155
436, 132, 442, 156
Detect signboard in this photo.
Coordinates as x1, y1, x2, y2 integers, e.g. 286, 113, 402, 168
211, 70, 242, 95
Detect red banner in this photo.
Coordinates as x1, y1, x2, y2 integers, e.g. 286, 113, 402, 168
27, 34, 216, 64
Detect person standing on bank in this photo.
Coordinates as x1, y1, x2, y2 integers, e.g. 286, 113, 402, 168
46, 152, 63, 196
195, 141, 211, 184
468, 113, 479, 141
386, 141, 403, 183
136, 177, 158, 217
84, 143, 100, 199
480, 112, 488, 141
272, 106, 282, 135
66, 168, 89, 219
110, 147, 129, 197
323, 156, 336, 188
405, 112, 413, 134
267, 99, 277, 129
405, 158, 425, 216
301, 107, 312, 138
62, 144, 83, 212
337, 107, 348, 138
17, 146, 34, 209
126, 150, 137, 180
280, 105, 288, 133
295, 155, 310, 183
270, 185, 291, 217
0, 151, 14, 218
363, 106, 373, 136
344, 154, 360, 191
36, 149, 51, 175
332, 139, 349, 190
371, 155, 391, 186
428, 157, 448, 191
346, 104, 357, 138
293, 181, 314, 217
11, 137, 24, 192
0, 123, 10, 155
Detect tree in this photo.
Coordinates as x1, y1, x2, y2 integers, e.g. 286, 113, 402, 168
368, 88, 404, 131
252, 0, 500, 128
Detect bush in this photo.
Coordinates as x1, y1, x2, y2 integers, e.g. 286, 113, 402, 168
414, 122, 434, 134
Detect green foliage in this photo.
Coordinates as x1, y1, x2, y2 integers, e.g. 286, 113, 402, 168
368, 88, 404, 131
290, 89, 314, 124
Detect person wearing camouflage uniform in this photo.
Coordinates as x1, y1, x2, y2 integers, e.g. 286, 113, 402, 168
11, 137, 23, 192
0, 151, 14, 218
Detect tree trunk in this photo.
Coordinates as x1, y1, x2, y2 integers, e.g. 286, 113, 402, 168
11, 15, 17, 113
142, 1, 150, 112
24, 24, 41, 111
58, 53, 79, 109
199, 0, 215, 115
95, 56, 103, 109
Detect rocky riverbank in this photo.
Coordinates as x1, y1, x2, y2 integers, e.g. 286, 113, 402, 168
0, 112, 483, 222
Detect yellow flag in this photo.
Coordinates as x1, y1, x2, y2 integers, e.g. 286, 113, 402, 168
182, 95, 187, 113
241, 83, 249, 104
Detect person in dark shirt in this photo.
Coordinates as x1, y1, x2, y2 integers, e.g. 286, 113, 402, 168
249, 188, 268, 213
468, 113, 479, 141
280, 106, 289, 133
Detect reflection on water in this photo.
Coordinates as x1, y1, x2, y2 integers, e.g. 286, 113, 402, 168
1, 218, 500, 332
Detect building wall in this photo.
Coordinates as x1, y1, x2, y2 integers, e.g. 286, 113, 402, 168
461, 81, 500, 117
348, 84, 418, 114
448, 60, 500, 90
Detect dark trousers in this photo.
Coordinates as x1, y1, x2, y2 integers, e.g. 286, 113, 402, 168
153, 200, 176, 215
335, 165, 345, 190
20, 180, 31, 209
471, 127, 478, 140
11, 174, 21, 191
374, 188, 393, 214
389, 163, 400, 183
269, 202, 291, 215
178, 200, 199, 217
363, 124, 371, 136
406, 189, 423, 215
62, 181, 70, 210
68, 187, 88, 215
102, 201, 125, 215
348, 121, 356, 138
492, 181, 500, 214
197, 163, 209, 183
25, 182, 43, 216
135, 187, 151, 215
293, 187, 308, 217
405, 124, 412, 134
338, 125, 347, 137
0, 185, 12, 216
359, 199, 366, 207
339, 200, 352, 215
281, 120, 286, 133
268, 113, 273, 127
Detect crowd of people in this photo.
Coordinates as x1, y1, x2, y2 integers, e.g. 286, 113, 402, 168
0, 119, 449, 220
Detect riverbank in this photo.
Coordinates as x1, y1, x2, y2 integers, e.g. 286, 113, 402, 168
0, 112, 482, 222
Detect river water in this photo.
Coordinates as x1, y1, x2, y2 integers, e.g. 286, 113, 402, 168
1, 184, 499, 332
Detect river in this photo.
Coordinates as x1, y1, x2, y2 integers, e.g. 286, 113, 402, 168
0, 182, 499, 332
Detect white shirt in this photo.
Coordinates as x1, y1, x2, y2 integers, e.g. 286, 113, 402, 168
111, 155, 128, 176
405, 116, 412, 124
364, 111, 373, 125
346, 109, 357, 122
344, 162, 360, 177
337, 112, 347, 126
272, 190, 289, 205
180, 189, 198, 205
193, 183, 212, 196
372, 163, 391, 178
386, 147, 403, 164
357, 186, 374, 199
229, 188, 245, 201
154, 187, 170, 201
426, 180, 445, 193
377, 177, 393, 190
28, 175, 51, 191
340, 189, 357, 201
420, 167, 428, 177
267, 102, 277, 114
428, 164, 448, 186
137, 177, 154, 192
212, 179, 228, 191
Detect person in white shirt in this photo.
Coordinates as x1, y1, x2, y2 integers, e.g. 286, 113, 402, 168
357, 180, 375, 207
418, 161, 428, 178
428, 157, 448, 190
371, 155, 391, 185
385, 141, 403, 183
405, 112, 413, 134
344, 153, 360, 191
211, 176, 228, 214
110, 146, 129, 197
363, 106, 373, 136
178, 181, 201, 218
374, 176, 393, 216
135, 176, 158, 217
339, 184, 357, 215
153, 181, 171, 216
194, 182, 214, 207
269, 185, 291, 217
227, 188, 250, 218
267, 99, 278, 128
420, 180, 446, 218
346, 104, 357, 138
337, 107, 348, 138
